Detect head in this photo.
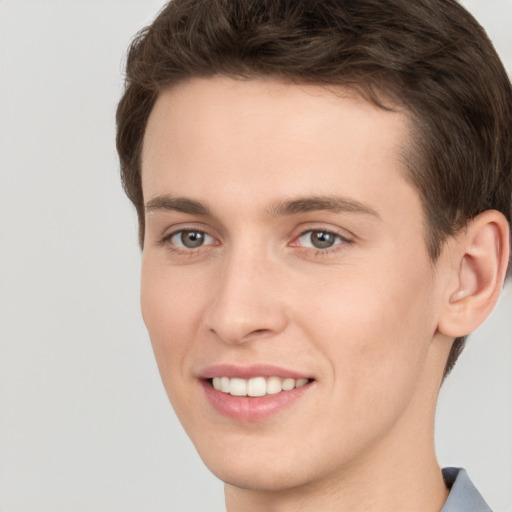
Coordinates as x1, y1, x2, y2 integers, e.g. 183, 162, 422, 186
117, 0, 512, 378
116, 0, 512, 501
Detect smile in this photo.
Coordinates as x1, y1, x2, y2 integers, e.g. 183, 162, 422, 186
211, 376, 310, 397
200, 365, 315, 421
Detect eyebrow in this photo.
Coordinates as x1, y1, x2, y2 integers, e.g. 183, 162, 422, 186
267, 195, 380, 218
145, 194, 380, 219
145, 195, 210, 215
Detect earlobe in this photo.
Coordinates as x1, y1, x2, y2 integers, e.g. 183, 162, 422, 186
438, 210, 510, 338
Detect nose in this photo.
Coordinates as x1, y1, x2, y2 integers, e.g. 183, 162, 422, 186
203, 248, 289, 345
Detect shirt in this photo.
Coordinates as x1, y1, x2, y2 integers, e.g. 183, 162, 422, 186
441, 467, 492, 512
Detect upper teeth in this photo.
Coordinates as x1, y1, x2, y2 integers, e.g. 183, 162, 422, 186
211, 376, 309, 397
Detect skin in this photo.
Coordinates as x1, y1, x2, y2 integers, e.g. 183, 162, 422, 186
140, 77, 476, 512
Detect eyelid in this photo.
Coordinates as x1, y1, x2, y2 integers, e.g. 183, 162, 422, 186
288, 225, 355, 257
155, 222, 354, 255
157, 223, 220, 249
298, 230, 342, 243
292, 224, 355, 243
170, 230, 215, 248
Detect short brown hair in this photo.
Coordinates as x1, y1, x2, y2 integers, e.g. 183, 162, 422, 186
116, 0, 512, 376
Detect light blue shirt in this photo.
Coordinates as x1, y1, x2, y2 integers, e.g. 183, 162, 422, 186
441, 468, 492, 512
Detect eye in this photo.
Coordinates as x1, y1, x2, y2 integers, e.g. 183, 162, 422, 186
169, 230, 215, 249
296, 230, 346, 249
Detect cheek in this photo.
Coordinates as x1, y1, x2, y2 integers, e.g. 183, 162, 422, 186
303, 257, 438, 403
140, 261, 206, 384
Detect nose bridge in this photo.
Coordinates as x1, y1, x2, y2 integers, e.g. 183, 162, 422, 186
204, 241, 287, 344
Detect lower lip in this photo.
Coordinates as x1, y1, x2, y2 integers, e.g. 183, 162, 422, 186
201, 380, 312, 421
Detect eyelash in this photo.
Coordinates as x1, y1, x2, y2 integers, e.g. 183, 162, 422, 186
294, 228, 353, 255
157, 227, 354, 257
158, 228, 215, 256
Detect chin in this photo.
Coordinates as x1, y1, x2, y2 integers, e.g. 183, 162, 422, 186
207, 458, 311, 492
195, 433, 339, 493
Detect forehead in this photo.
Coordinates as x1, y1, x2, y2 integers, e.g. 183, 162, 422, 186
141, 77, 416, 219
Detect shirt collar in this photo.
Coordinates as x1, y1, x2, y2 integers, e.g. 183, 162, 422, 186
441, 467, 492, 512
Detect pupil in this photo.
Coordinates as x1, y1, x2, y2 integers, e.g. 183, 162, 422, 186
181, 231, 204, 248
311, 231, 335, 249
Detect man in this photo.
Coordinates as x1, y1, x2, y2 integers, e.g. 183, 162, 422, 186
116, 1, 512, 510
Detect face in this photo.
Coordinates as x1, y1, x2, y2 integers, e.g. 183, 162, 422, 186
140, 77, 449, 492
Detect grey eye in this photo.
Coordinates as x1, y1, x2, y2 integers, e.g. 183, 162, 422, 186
310, 231, 337, 248
171, 230, 213, 249
297, 230, 342, 249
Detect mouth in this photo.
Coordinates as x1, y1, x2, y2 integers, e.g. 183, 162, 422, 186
199, 366, 315, 421
209, 376, 311, 397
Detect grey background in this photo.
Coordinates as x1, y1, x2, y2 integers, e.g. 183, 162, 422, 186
0, 1, 510, 511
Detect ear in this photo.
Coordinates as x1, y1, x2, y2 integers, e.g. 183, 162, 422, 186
437, 210, 510, 338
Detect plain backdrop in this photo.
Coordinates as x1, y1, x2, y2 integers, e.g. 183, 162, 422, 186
0, 1, 511, 511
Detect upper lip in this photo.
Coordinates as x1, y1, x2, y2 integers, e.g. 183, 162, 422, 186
198, 364, 312, 380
